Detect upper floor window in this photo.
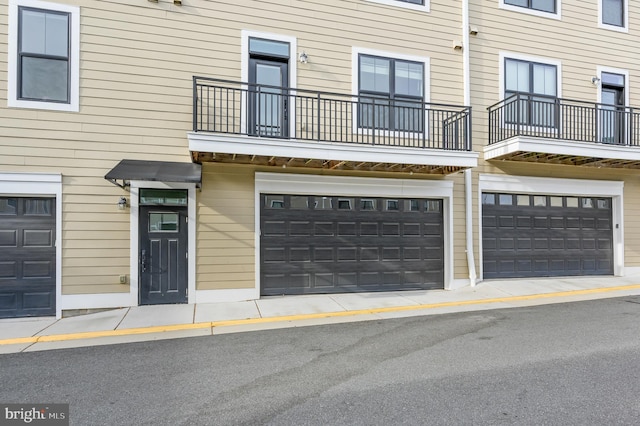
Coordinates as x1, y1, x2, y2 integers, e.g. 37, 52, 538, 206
8, 0, 80, 112
504, 0, 555, 13
504, 58, 558, 127
500, 0, 560, 19
19, 7, 70, 103
600, 0, 627, 31
363, 0, 429, 12
358, 54, 424, 132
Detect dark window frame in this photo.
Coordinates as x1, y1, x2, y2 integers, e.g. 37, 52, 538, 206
504, 0, 556, 14
504, 57, 558, 127
17, 6, 71, 104
357, 53, 425, 132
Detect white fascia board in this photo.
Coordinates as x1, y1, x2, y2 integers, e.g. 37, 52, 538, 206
189, 133, 478, 168
255, 172, 454, 198
484, 136, 640, 163
479, 174, 623, 197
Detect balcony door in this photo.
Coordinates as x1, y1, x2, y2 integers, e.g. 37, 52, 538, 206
248, 38, 290, 138
600, 72, 626, 145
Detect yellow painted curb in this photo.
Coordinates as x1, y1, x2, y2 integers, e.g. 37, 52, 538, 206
1, 284, 640, 347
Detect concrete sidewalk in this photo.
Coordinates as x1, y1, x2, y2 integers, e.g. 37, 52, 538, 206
2, 275, 640, 354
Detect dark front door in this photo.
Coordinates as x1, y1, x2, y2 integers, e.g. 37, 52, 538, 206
0, 197, 56, 318
248, 58, 289, 138
139, 206, 188, 305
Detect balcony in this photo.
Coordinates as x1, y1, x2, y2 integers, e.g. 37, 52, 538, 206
486, 93, 640, 168
188, 77, 477, 174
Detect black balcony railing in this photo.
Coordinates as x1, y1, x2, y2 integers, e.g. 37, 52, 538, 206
193, 76, 472, 151
488, 93, 640, 146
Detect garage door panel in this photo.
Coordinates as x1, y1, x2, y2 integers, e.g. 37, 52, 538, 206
0, 262, 18, 279
0, 230, 17, 247
262, 195, 444, 295
483, 193, 612, 279
23, 230, 53, 247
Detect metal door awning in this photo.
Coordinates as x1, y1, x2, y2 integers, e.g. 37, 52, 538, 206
105, 160, 202, 189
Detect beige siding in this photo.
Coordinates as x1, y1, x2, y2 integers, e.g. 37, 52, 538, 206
5, 0, 640, 301
468, 0, 640, 270
0, 0, 468, 296
197, 164, 255, 291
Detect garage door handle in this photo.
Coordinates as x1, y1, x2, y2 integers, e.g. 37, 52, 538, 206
141, 250, 147, 273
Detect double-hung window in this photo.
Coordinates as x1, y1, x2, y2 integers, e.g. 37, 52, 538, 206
19, 7, 70, 103
601, 0, 626, 30
8, 0, 80, 111
505, 58, 557, 127
504, 0, 555, 13
358, 54, 424, 132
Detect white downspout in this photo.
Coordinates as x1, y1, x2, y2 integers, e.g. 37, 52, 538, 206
463, 0, 477, 286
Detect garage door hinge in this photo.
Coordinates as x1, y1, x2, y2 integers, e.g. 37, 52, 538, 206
186, 252, 188, 259
186, 217, 188, 223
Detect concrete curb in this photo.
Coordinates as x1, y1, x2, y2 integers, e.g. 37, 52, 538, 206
2, 283, 640, 347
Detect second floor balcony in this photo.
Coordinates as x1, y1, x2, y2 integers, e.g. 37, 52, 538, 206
188, 77, 477, 174
486, 93, 640, 168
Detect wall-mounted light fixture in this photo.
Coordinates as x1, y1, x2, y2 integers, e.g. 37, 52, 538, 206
298, 51, 308, 63
591, 76, 601, 86
469, 26, 479, 35
452, 40, 463, 50
174, 0, 182, 5
118, 196, 128, 210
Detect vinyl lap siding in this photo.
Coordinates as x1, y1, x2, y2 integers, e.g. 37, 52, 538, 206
0, 0, 465, 296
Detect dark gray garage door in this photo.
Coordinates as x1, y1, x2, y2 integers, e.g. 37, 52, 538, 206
261, 194, 444, 295
482, 193, 613, 279
0, 197, 56, 318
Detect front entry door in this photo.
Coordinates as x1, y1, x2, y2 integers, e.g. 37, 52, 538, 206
139, 205, 188, 305
249, 58, 289, 138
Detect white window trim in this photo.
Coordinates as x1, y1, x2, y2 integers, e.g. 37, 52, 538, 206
499, 51, 562, 133
255, 172, 455, 290
351, 47, 431, 137
499, 0, 561, 20
0, 173, 63, 318
240, 30, 297, 137
363, 0, 430, 13
598, 0, 628, 33
478, 174, 624, 280
7, 0, 80, 112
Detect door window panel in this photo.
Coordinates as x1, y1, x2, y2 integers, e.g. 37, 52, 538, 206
140, 189, 188, 206
149, 213, 179, 232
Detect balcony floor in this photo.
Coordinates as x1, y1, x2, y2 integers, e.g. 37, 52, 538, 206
484, 136, 640, 169
189, 132, 478, 175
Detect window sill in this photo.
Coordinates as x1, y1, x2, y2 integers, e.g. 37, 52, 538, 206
7, 98, 79, 112
362, 0, 430, 13
598, 22, 629, 33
